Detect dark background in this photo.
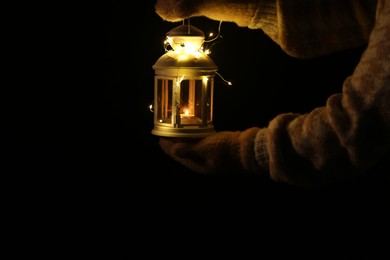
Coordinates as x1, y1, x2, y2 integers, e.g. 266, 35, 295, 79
13, 1, 388, 215
4, 1, 389, 256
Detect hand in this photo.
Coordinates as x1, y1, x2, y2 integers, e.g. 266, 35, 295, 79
159, 127, 264, 175
155, 0, 259, 26
155, 0, 205, 22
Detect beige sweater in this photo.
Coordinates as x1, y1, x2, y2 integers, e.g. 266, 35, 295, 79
248, 0, 390, 186
156, 0, 390, 187
248, 0, 377, 58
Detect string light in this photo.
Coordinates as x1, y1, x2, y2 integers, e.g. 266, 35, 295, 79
163, 39, 170, 52
163, 19, 232, 88
176, 74, 184, 86
216, 71, 232, 86
204, 21, 232, 86
204, 21, 223, 43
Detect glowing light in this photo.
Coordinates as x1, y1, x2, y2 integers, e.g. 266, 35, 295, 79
177, 49, 203, 61
182, 42, 198, 53
216, 71, 232, 86
176, 75, 184, 87
151, 21, 223, 137
180, 108, 191, 118
194, 52, 202, 58
166, 37, 200, 54
178, 54, 188, 61
178, 75, 184, 83
204, 21, 223, 43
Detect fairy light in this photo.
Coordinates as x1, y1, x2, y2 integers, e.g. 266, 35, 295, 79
163, 39, 170, 52
162, 20, 232, 87
204, 21, 223, 43
203, 21, 232, 86
216, 71, 232, 86
203, 21, 223, 54
176, 74, 184, 87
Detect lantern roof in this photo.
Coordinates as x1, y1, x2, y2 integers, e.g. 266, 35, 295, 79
154, 23, 217, 76
166, 24, 205, 38
165, 24, 205, 52
153, 51, 217, 76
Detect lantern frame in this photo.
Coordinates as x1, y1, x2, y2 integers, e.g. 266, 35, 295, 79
151, 24, 218, 138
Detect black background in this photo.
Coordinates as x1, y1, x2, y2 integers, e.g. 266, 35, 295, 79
5, 1, 389, 256
11, 1, 388, 219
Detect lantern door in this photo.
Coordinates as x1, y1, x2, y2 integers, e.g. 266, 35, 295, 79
153, 75, 215, 137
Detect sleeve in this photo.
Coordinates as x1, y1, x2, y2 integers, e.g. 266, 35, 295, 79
253, 0, 390, 187
249, 0, 378, 58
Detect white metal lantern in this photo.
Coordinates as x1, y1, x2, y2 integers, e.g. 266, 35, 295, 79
152, 23, 218, 138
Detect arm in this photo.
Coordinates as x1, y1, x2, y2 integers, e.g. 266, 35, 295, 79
155, 0, 377, 58
157, 0, 390, 187
250, 0, 377, 58
262, 0, 389, 186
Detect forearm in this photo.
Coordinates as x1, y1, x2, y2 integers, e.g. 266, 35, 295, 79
156, 0, 377, 58
155, 0, 259, 24
254, 1, 390, 187
249, 0, 378, 58
155, 0, 389, 186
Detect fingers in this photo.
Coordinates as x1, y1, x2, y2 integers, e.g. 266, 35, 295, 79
158, 132, 242, 174
159, 137, 199, 156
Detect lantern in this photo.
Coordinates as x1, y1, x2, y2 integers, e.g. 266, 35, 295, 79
151, 23, 218, 138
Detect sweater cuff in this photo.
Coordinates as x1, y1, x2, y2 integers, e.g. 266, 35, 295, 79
253, 128, 270, 174
239, 127, 269, 175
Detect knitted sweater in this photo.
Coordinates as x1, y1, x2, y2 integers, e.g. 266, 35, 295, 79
155, 0, 389, 187
249, 0, 377, 58
249, 0, 390, 186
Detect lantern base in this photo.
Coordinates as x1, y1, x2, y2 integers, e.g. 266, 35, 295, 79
151, 125, 216, 138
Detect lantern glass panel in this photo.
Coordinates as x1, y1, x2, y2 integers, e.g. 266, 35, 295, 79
179, 79, 202, 125
156, 78, 173, 125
